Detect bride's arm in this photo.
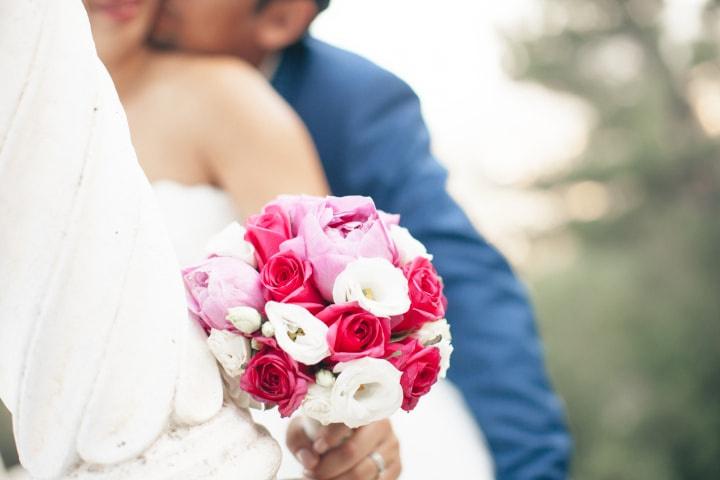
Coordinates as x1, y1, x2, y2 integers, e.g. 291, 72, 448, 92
194, 59, 329, 212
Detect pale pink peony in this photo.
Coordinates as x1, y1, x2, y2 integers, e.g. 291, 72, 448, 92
282, 196, 397, 300
183, 256, 264, 331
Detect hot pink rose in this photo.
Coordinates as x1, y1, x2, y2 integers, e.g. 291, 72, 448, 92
260, 251, 325, 314
245, 204, 292, 269
394, 257, 447, 332
240, 338, 311, 417
317, 303, 391, 362
283, 196, 397, 300
389, 339, 441, 411
182, 256, 264, 331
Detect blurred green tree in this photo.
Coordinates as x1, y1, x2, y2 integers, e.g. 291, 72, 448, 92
508, 0, 720, 478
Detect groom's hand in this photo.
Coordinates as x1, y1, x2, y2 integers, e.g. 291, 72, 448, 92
287, 417, 401, 479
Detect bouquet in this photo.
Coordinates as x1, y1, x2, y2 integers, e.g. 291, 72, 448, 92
182, 195, 453, 428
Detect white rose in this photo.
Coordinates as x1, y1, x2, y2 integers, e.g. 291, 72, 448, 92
265, 301, 330, 365
330, 357, 403, 428
206, 329, 252, 378
389, 225, 433, 265
332, 258, 411, 317
301, 384, 336, 426
205, 221, 257, 268
415, 318, 454, 378
226, 306, 262, 334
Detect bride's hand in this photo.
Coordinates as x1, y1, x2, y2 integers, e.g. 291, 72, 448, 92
287, 417, 401, 479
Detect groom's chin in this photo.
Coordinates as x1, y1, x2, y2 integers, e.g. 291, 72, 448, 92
147, 6, 178, 50
147, 30, 177, 50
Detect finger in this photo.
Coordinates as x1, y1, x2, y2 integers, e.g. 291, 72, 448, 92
383, 459, 403, 480
287, 416, 320, 471
326, 434, 401, 480
313, 422, 354, 454
311, 421, 392, 479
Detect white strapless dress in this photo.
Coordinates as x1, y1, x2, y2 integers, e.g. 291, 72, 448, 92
152, 181, 496, 480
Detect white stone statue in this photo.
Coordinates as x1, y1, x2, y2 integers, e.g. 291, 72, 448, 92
0, 1, 281, 478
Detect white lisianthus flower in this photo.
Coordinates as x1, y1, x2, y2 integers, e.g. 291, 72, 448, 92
204, 221, 257, 268
301, 384, 336, 426
226, 306, 262, 334
330, 357, 403, 428
265, 301, 330, 365
389, 225, 433, 265
332, 258, 411, 317
415, 318, 454, 378
207, 329, 252, 378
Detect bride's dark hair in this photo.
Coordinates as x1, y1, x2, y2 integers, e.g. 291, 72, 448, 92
256, 0, 330, 12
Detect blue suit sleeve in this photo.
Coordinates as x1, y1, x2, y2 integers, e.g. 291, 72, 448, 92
335, 71, 572, 479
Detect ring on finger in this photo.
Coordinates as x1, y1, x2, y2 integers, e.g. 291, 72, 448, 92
368, 451, 385, 479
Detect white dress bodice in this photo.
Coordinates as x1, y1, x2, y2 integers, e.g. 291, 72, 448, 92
153, 180, 242, 266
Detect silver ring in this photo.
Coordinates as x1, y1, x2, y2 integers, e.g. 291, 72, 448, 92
369, 451, 385, 477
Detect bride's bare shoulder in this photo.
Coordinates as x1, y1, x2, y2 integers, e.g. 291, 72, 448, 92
147, 53, 289, 119
144, 52, 327, 209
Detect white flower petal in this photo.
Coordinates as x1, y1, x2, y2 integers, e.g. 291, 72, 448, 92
332, 258, 410, 317
301, 384, 336, 426
390, 225, 433, 265
265, 301, 330, 365
206, 329, 252, 378
205, 221, 257, 267
330, 357, 403, 428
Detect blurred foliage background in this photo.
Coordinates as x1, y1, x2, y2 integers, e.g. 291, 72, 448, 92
508, 0, 720, 478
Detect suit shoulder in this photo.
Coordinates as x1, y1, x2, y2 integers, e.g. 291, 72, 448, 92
294, 37, 417, 100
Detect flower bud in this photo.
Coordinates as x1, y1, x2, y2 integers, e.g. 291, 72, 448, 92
226, 306, 262, 334
315, 369, 335, 388
261, 321, 275, 338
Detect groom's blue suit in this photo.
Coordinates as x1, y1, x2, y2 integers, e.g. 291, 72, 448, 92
272, 37, 571, 479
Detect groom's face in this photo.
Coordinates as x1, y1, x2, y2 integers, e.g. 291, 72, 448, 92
151, 0, 319, 65
152, 0, 259, 58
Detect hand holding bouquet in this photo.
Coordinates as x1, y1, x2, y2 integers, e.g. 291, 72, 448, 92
183, 195, 453, 428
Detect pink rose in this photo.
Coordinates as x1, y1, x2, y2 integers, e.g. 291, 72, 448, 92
182, 256, 264, 331
393, 257, 447, 332
388, 339, 441, 411
245, 204, 292, 269
283, 196, 397, 300
260, 251, 325, 314
317, 303, 391, 363
240, 338, 312, 417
